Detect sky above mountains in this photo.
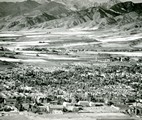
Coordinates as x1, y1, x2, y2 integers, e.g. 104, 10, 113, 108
0, 0, 142, 2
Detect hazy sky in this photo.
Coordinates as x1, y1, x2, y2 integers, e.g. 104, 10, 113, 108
0, 0, 142, 3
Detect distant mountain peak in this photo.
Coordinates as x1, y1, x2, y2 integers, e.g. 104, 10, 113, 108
0, 0, 142, 30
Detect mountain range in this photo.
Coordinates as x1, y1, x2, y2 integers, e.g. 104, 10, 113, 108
0, 0, 142, 30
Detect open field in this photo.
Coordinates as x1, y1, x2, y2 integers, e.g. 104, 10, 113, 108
0, 112, 137, 120
0, 28, 142, 69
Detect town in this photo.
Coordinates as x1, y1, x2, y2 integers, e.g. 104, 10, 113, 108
0, 62, 142, 120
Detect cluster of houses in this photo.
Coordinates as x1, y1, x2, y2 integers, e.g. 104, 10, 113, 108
27, 100, 105, 114
1, 89, 142, 118
1, 93, 142, 118
0, 93, 105, 115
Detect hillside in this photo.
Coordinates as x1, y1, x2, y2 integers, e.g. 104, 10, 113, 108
0, 0, 40, 17
51, 0, 121, 10
32, 1, 71, 18
38, 7, 117, 29
0, 1, 73, 30
37, 1, 142, 29
0, 1, 142, 30
0, 12, 56, 30
110, 1, 142, 14
98, 0, 121, 9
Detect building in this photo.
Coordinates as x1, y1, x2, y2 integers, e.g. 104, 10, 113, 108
78, 101, 90, 107
5, 99, 17, 106
66, 106, 79, 112
19, 86, 33, 93
112, 104, 130, 113
52, 110, 63, 114
0, 98, 5, 108
37, 106, 48, 113
50, 101, 58, 105
89, 102, 104, 107
128, 103, 142, 116
131, 106, 142, 116
63, 102, 73, 107
47, 105, 63, 114
22, 103, 29, 110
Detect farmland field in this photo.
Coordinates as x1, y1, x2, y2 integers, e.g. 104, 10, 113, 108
0, 28, 142, 69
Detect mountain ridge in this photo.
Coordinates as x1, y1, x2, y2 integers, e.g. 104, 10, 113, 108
0, 0, 41, 17
0, 1, 142, 30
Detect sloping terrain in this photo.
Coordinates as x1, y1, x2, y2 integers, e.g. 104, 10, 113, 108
110, 1, 142, 14
0, 1, 142, 30
38, 1, 142, 29
30, 7, 118, 29
0, 0, 40, 17
51, 0, 97, 10
1, 13, 56, 31
100, 0, 121, 9
0, 1, 72, 30
32, 1, 71, 18
51, 0, 121, 10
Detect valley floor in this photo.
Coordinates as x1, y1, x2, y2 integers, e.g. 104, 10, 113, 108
0, 28, 142, 69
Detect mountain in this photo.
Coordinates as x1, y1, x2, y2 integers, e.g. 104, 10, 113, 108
39, 1, 142, 29
0, 1, 142, 30
0, 0, 71, 18
110, 1, 142, 14
0, 12, 56, 30
0, 0, 40, 17
100, 0, 121, 9
51, 0, 98, 10
51, 0, 121, 10
0, 0, 71, 30
32, 1, 71, 18
35, 7, 117, 29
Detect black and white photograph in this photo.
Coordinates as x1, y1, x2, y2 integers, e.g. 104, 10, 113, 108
0, 0, 142, 120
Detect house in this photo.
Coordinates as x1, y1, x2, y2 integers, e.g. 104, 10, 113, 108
0, 98, 5, 108
37, 106, 48, 113
112, 104, 130, 113
66, 106, 79, 112
95, 97, 104, 102
63, 102, 73, 108
89, 102, 95, 107
52, 110, 63, 114
19, 86, 33, 93
22, 103, 30, 110
131, 106, 142, 116
5, 99, 17, 106
30, 103, 37, 113
36, 97, 52, 104
128, 103, 142, 116
89, 102, 104, 107
78, 101, 90, 107
47, 105, 63, 113
50, 101, 58, 105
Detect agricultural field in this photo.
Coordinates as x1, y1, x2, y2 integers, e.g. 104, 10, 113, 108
0, 28, 142, 69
